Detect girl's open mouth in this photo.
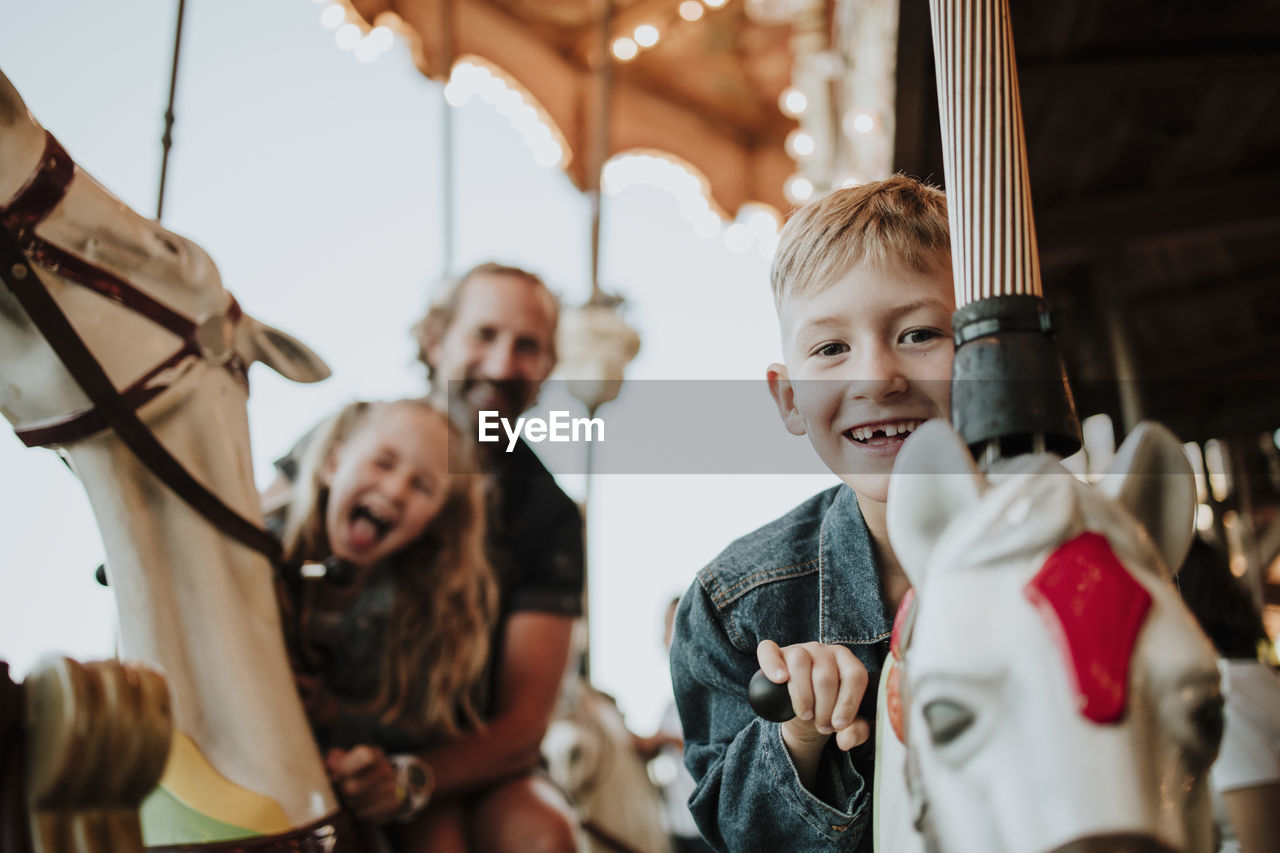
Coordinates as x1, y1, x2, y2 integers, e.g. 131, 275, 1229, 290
348, 505, 392, 548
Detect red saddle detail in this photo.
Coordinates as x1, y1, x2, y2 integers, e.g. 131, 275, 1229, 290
1024, 531, 1152, 724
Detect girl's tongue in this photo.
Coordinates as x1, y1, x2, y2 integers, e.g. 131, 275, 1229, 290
348, 513, 384, 549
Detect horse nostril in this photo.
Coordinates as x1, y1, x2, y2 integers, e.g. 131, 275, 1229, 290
1047, 833, 1182, 853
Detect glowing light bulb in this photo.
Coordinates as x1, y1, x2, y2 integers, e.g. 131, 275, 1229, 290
784, 175, 814, 203
320, 4, 346, 29
534, 142, 563, 168
612, 38, 639, 61
779, 87, 807, 118
443, 80, 471, 106
335, 24, 362, 50
694, 211, 722, 239
368, 26, 394, 52
634, 25, 660, 48
354, 37, 380, 63
786, 129, 815, 158
679, 1, 704, 21
724, 223, 752, 254
846, 111, 875, 134
705, 0, 728, 8
747, 210, 779, 240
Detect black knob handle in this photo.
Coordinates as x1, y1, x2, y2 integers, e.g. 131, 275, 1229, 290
748, 669, 795, 723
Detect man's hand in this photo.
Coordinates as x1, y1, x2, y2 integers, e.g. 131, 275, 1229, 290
325, 745, 401, 824
757, 639, 871, 784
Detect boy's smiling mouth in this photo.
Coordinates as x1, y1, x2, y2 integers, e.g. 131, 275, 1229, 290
844, 418, 925, 445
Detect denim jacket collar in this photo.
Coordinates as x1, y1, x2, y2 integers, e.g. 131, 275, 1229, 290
820, 486, 893, 646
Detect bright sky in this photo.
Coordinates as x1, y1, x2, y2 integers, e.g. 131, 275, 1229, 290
0, 0, 835, 733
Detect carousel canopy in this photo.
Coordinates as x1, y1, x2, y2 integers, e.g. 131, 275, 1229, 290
348, 0, 798, 216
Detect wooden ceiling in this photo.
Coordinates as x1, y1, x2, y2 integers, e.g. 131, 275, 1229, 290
350, 0, 798, 213
895, 0, 1280, 449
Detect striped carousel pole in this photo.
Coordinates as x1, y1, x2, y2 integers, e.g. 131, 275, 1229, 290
929, 0, 1080, 464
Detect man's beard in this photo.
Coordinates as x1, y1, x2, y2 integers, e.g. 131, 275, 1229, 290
447, 376, 538, 424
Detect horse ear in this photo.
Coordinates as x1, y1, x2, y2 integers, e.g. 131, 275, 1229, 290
235, 315, 331, 384
887, 420, 985, 589
1097, 422, 1196, 577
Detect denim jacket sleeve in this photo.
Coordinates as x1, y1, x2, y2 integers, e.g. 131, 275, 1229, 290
670, 578, 873, 852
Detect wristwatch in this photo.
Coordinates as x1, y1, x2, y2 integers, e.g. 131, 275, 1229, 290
389, 754, 435, 823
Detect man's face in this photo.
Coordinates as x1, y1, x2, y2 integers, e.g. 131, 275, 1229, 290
769, 259, 956, 505
428, 272, 558, 423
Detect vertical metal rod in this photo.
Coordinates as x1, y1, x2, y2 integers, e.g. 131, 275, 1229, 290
587, 1, 614, 303
441, 89, 456, 279
156, 0, 188, 222
440, 0, 456, 279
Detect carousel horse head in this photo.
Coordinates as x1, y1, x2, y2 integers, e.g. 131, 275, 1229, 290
0, 67, 328, 432
0, 66, 353, 847
887, 420, 1222, 853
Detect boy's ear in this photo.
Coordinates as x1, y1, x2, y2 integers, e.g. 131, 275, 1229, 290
766, 364, 807, 436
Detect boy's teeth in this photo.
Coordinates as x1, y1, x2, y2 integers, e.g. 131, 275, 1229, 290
849, 420, 923, 442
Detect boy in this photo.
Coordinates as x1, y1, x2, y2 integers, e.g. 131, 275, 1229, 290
669, 176, 954, 852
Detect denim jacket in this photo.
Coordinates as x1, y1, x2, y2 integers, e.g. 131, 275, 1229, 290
670, 484, 892, 852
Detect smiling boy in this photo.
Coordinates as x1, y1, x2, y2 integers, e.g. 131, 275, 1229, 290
670, 176, 953, 852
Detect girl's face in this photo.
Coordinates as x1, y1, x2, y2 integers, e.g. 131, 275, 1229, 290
322, 405, 452, 571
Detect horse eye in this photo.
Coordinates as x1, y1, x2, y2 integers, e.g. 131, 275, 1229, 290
923, 699, 975, 746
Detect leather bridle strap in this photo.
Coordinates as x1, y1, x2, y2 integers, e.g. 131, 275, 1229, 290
0, 222, 281, 561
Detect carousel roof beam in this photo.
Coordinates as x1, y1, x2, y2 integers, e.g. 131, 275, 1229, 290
1037, 172, 1280, 260
1017, 44, 1280, 87
1118, 270, 1278, 308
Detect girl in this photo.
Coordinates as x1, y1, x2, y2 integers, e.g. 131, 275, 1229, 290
272, 398, 498, 833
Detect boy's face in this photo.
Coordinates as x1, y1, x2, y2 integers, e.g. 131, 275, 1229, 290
768, 260, 955, 504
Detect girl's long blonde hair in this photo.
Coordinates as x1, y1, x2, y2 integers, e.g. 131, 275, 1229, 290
279, 398, 498, 737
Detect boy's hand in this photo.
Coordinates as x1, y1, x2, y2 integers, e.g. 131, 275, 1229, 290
757, 640, 871, 754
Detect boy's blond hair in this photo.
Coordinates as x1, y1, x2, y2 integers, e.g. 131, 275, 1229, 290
770, 175, 950, 311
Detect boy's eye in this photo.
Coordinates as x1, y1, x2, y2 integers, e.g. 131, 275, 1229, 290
814, 342, 849, 357
412, 476, 435, 495
900, 328, 946, 345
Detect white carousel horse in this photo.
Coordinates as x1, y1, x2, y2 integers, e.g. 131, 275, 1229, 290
877, 420, 1221, 853
0, 68, 358, 848
542, 677, 674, 853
